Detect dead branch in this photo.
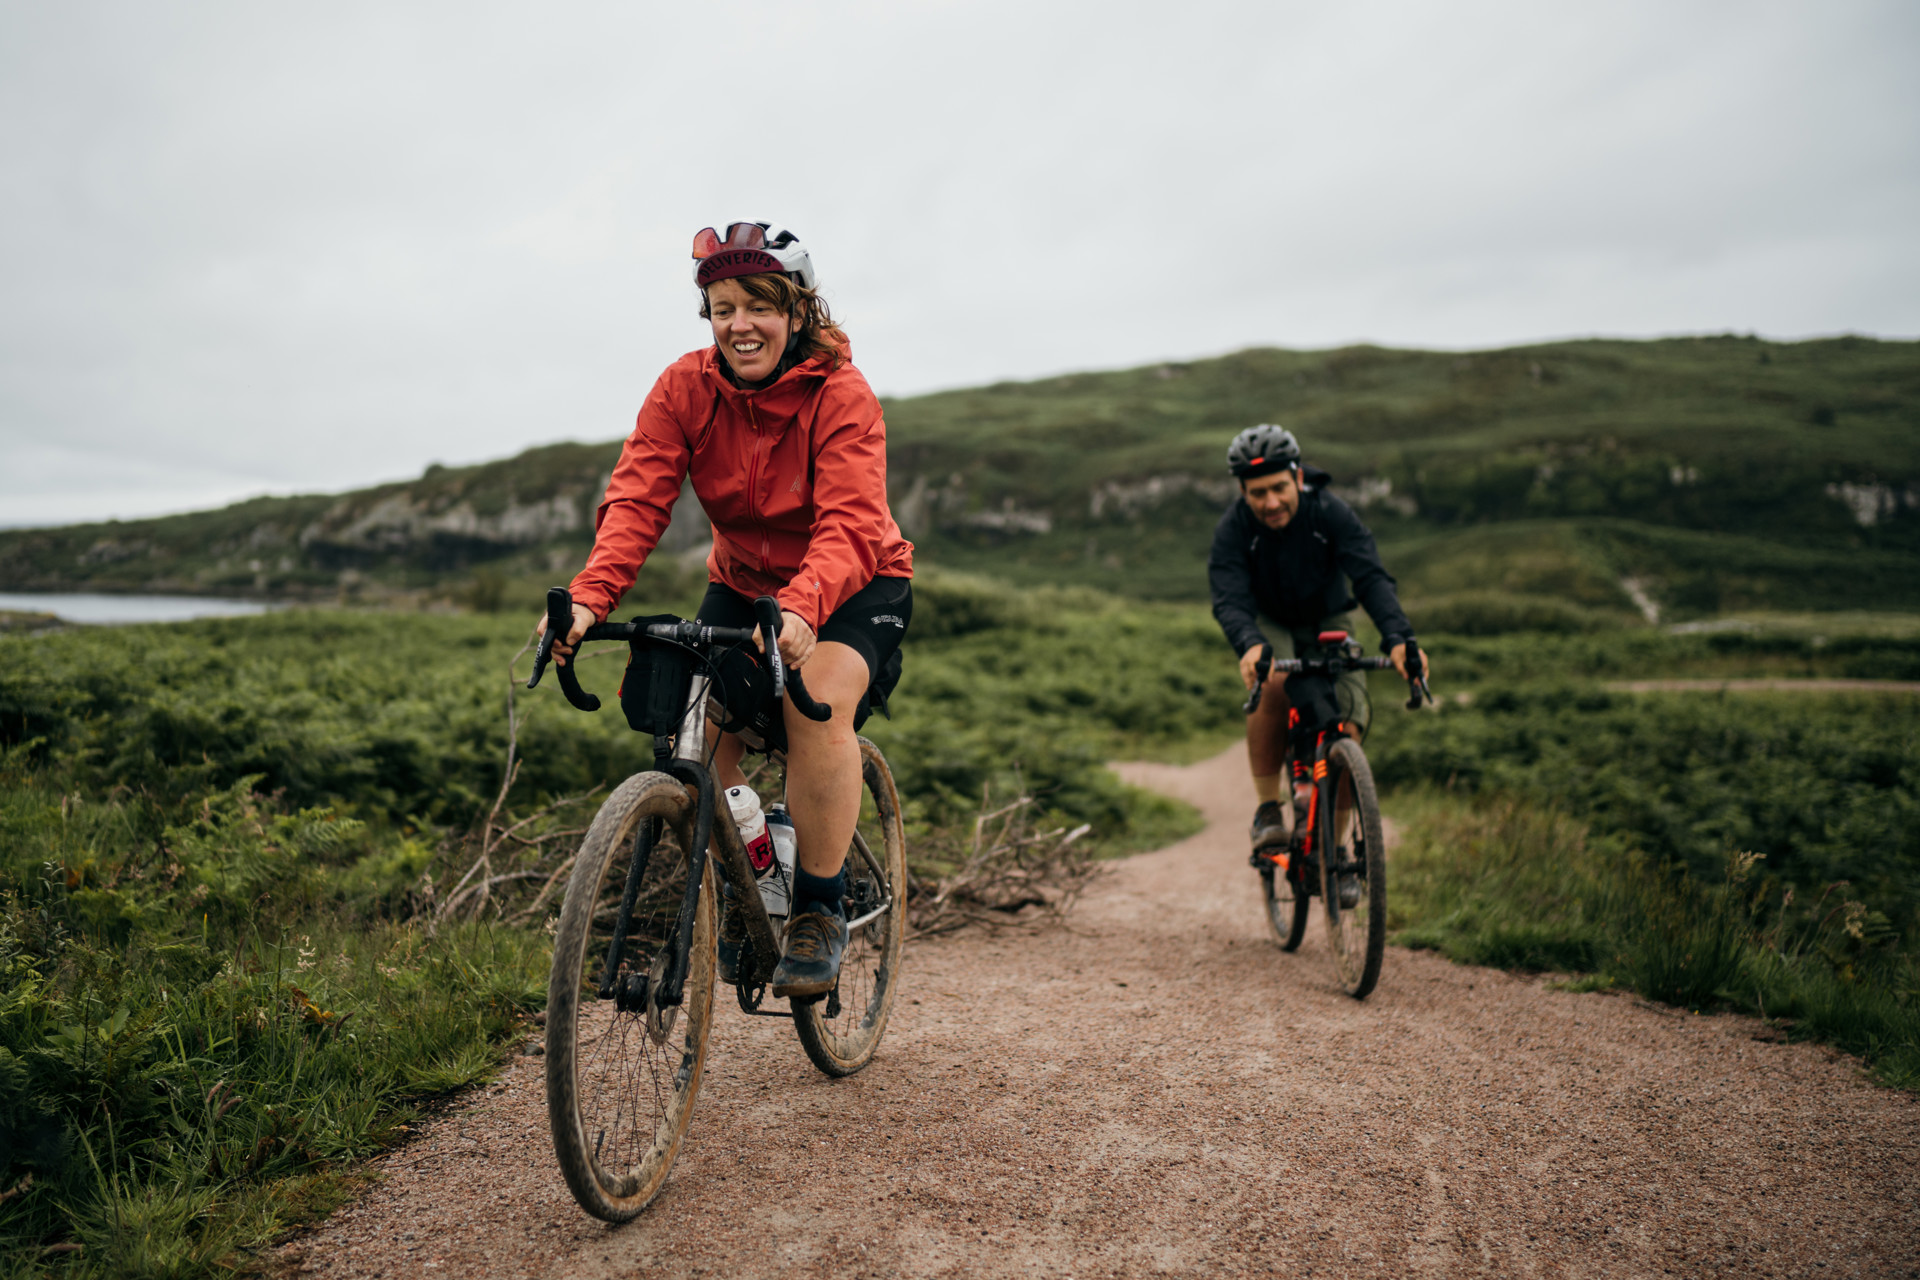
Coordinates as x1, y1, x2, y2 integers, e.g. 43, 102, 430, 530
910, 777, 1100, 937
506, 853, 578, 926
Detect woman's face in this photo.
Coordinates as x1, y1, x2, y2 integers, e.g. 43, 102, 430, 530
706, 279, 795, 383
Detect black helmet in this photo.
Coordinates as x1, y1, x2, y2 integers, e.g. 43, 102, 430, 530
1227, 424, 1301, 479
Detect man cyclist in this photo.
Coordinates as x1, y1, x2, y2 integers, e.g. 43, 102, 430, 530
1208, 424, 1425, 852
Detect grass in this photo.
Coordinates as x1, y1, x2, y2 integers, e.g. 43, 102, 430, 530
1366, 676, 1920, 936
4, 567, 1919, 1273
0, 571, 1230, 1275
1388, 791, 1920, 1088
1374, 620, 1920, 1088
0, 768, 548, 1277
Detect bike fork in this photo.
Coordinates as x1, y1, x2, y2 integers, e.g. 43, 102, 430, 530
598, 676, 717, 1010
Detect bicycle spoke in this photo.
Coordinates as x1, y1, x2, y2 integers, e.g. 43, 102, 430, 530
548, 772, 715, 1221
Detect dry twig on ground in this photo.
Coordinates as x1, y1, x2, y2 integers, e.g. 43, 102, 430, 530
909, 782, 1097, 938
422, 632, 609, 929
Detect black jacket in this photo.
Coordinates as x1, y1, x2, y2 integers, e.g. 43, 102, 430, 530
1208, 465, 1414, 657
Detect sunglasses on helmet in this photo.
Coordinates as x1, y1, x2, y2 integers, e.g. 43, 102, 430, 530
691, 223, 766, 259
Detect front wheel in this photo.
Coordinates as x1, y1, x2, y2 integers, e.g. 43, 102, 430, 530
792, 737, 907, 1077
1261, 863, 1309, 951
546, 771, 717, 1222
1318, 737, 1387, 999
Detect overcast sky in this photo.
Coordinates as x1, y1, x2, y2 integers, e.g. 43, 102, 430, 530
2, 1, 1916, 527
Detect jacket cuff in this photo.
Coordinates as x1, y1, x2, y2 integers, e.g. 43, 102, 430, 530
773, 588, 824, 634
567, 582, 616, 623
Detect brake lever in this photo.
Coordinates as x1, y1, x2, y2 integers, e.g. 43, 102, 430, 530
529, 586, 601, 711
1408, 675, 1433, 710
528, 586, 573, 690
1403, 640, 1429, 710
752, 596, 832, 722
1241, 645, 1273, 716
751, 596, 786, 701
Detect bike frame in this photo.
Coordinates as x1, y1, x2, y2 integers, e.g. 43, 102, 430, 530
1245, 632, 1428, 887
528, 587, 896, 1017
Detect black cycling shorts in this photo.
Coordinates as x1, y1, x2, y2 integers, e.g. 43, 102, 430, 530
696, 575, 912, 684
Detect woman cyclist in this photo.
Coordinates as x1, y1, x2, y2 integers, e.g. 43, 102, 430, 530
540, 220, 914, 999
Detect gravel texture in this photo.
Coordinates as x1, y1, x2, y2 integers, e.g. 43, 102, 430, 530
277, 744, 1920, 1279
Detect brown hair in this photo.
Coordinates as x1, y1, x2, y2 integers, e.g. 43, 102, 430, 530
699, 272, 847, 370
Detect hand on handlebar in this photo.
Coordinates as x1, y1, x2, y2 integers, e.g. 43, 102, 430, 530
1238, 644, 1270, 693
1390, 642, 1432, 684
754, 609, 817, 669
535, 602, 597, 666
1394, 639, 1434, 710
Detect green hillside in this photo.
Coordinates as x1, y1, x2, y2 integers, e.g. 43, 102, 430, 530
4, 335, 1915, 623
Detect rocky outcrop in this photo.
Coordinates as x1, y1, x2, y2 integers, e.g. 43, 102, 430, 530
894, 474, 1051, 538
1825, 480, 1919, 528
1330, 476, 1418, 518
299, 493, 586, 569
1088, 473, 1236, 520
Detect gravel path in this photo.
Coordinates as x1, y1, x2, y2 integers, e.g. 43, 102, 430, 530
278, 744, 1920, 1279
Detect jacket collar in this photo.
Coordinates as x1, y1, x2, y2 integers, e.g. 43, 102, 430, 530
699, 337, 848, 414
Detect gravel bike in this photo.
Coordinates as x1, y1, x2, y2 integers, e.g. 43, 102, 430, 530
527, 588, 907, 1221
1246, 631, 1428, 999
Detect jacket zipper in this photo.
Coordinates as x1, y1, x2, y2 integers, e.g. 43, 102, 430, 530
745, 398, 772, 572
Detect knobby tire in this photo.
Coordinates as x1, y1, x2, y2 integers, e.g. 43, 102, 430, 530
546, 771, 718, 1222
1319, 737, 1387, 999
1262, 864, 1310, 951
791, 737, 908, 1077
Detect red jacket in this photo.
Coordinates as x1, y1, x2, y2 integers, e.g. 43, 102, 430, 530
570, 342, 914, 630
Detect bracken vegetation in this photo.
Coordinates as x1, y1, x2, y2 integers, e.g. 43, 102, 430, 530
0, 574, 1221, 1276
1366, 630, 1920, 1088
3, 335, 1917, 1272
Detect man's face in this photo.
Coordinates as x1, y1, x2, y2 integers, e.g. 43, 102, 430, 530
1242, 469, 1301, 529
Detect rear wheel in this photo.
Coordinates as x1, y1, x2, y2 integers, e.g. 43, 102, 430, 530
547, 771, 717, 1222
1261, 861, 1310, 951
792, 738, 907, 1076
1318, 737, 1386, 999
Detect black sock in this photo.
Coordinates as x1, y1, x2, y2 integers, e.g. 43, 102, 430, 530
792, 866, 846, 918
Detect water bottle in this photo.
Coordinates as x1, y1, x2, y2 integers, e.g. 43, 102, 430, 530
763, 803, 798, 917
725, 787, 777, 878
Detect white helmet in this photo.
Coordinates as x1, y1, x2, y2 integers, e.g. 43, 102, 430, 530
691, 221, 819, 292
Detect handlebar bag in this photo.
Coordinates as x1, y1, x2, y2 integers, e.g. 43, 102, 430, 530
618, 616, 697, 735
709, 644, 780, 747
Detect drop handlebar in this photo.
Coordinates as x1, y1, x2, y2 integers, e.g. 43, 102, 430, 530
527, 586, 833, 722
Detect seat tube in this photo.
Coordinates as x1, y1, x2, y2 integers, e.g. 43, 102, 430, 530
674, 674, 711, 764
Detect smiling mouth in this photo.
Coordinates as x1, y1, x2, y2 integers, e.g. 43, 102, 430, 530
731, 340, 765, 357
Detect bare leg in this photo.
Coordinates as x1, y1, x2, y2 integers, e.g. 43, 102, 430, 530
1246, 669, 1290, 780
711, 728, 747, 790
779, 640, 872, 879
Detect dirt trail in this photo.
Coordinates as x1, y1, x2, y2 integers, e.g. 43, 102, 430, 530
281, 744, 1919, 1279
